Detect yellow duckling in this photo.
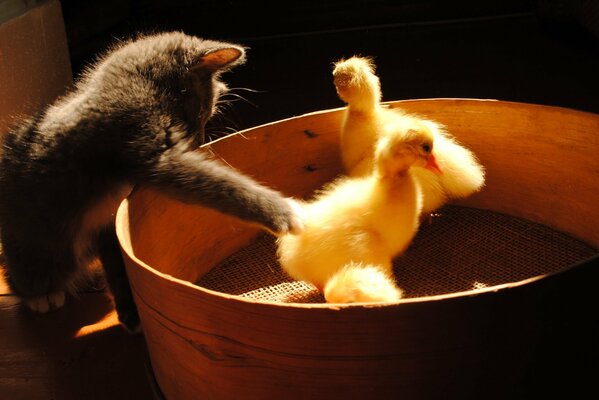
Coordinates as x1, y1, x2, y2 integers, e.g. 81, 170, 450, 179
277, 119, 441, 303
332, 55, 485, 215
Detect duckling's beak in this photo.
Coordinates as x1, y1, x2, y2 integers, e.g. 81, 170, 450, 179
425, 153, 442, 174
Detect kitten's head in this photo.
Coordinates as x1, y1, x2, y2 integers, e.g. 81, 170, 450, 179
85, 31, 246, 145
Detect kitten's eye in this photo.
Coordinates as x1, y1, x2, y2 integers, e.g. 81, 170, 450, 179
421, 143, 432, 153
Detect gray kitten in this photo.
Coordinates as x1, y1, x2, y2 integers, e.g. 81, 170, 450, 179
0, 31, 303, 332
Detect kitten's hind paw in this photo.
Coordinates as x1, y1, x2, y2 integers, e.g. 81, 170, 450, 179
25, 291, 66, 313
118, 310, 142, 335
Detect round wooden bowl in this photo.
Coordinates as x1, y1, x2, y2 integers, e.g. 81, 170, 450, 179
116, 99, 599, 399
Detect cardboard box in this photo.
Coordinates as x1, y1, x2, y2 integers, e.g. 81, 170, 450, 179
0, 0, 72, 138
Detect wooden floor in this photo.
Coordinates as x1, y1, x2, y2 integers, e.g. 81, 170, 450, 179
0, 273, 155, 400
1, 3, 599, 399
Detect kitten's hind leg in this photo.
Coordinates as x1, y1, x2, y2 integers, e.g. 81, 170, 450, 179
96, 225, 140, 334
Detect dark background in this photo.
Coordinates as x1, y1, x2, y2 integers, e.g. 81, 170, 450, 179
57, 0, 599, 137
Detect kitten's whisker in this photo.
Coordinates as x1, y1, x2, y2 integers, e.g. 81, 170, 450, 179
207, 147, 235, 169
209, 125, 247, 138
204, 124, 240, 142
214, 100, 238, 111
220, 126, 239, 133
208, 114, 236, 127
219, 93, 259, 108
209, 113, 240, 130
217, 96, 247, 105
213, 99, 245, 117
227, 87, 266, 94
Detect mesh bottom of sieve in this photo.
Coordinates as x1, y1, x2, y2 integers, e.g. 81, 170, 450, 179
196, 206, 597, 303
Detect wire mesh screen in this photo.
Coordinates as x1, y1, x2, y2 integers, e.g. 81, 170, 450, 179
196, 206, 597, 303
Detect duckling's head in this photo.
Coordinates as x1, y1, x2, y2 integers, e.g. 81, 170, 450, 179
374, 116, 442, 177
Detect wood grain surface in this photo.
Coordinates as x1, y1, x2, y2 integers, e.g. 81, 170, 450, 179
0, 278, 153, 400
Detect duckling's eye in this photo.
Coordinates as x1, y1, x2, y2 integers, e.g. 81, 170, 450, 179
421, 143, 432, 153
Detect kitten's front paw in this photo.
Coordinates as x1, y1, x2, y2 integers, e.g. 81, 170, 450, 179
25, 291, 66, 313
270, 198, 305, 236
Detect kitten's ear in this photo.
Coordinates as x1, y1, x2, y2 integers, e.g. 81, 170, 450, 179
196, 47, 246, 72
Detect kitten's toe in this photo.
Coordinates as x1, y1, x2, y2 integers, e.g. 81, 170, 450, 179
25, 291, 66, 313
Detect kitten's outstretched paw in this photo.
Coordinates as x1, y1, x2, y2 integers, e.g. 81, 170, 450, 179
269, 198, 305, 236
25, 291, 66, 313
